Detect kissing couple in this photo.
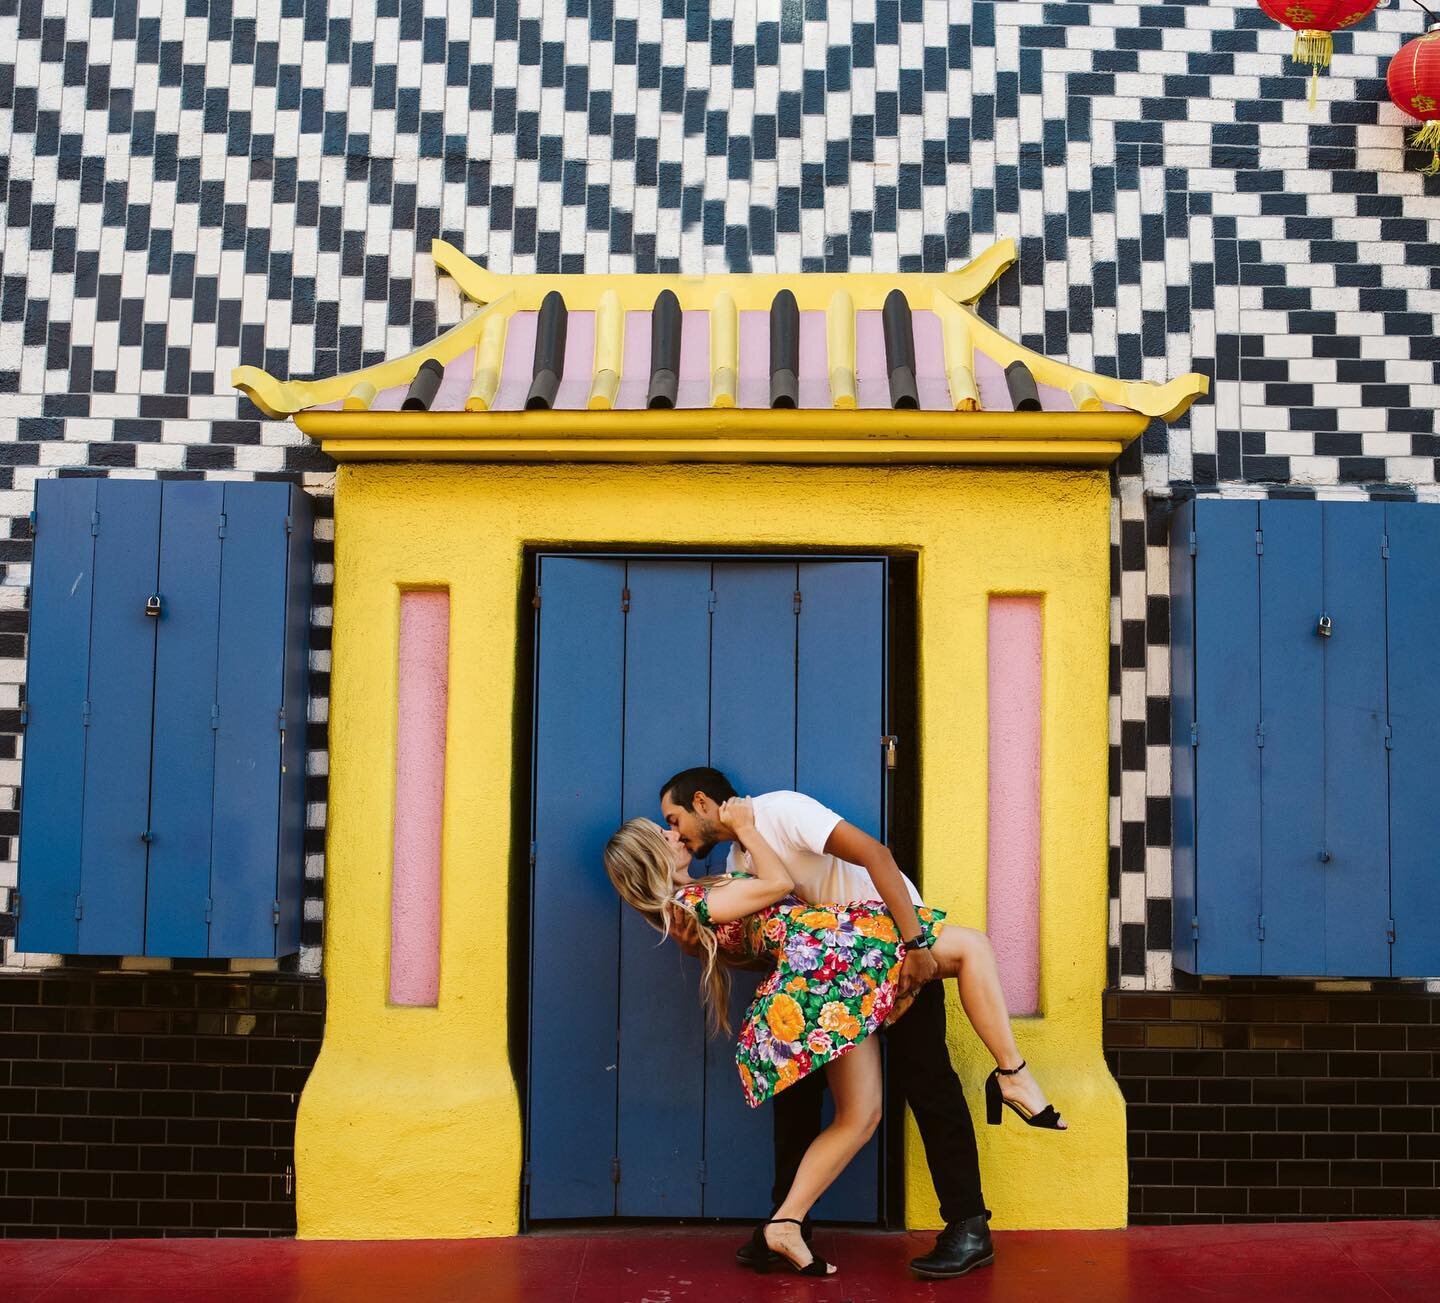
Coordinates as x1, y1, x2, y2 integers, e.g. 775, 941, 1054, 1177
604, 766, 1065, 1280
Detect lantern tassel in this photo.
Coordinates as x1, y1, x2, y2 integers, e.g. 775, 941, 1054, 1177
1414, 119, 1440, 175
1293, 30, 1332, 111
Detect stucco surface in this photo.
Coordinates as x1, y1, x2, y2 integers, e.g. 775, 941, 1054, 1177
300, 462, 1125, 1238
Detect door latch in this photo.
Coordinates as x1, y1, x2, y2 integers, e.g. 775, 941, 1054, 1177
145, 594, 162, 618
1316, 613, 1332, 638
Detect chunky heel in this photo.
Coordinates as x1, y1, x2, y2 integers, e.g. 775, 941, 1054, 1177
988, 1060, 1066, 1130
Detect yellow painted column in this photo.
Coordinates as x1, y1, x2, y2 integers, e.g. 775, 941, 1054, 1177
297, 463, 1125, 1237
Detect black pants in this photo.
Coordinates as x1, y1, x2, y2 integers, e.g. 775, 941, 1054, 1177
769, 979, 988, 1224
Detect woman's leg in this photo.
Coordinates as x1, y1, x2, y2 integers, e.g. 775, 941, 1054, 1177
765, 1036, 883, 1271
929, 925, 1064, 1126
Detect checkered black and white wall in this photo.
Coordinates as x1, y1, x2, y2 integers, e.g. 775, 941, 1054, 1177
0, 1, 1436, 988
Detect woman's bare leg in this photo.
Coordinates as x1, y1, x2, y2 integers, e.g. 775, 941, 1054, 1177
765, 1036, 883, 1272
929, 925, 1065, 1127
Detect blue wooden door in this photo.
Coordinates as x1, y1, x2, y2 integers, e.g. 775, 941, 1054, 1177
528, 556, 888, 1223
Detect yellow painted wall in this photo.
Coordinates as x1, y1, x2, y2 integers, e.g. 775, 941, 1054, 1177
298, 461, 1126, 1239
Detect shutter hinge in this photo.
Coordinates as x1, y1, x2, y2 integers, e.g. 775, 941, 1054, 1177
1255, 721, 1265, 748
621, 586, 631, 613
29, 508, 36, 534
273, 899, 281, 926
1255, 528, 1263, 556
1190, 915, 1199, 939
882, 735, 898, 770
1381, 534, 1390, 560
1257, 913, 1265, 942
793, 589, 803, 614
284, 515, 294, 536
277, 707, 286, 731
698, 1160, 707, 1185
522, 1162, 532, 1189
1387, 917, 1396, 944
11, 890, 20, 920
1383, 723, 1392, 750
211, 703, 220, 730
1187, 530, 1197, 557
18, 704, 27, 727
707, 589, 717, 613
611, 1157, 621, 1185
74, 893, 84, 921
81, 699, 91, 727
532, 588, 541, 609
529, 841, 537, 870
90, 510, 100, 536
218, 512, 227, 538
204, 897, 213, 923
1190, 722, 1198, 747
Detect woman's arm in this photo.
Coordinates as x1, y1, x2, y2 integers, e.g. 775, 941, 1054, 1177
701, 797, 796, 925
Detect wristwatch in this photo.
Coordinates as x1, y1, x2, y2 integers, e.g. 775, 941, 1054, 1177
904, 930, 933, 950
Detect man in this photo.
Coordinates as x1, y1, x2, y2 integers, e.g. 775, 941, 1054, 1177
659, 765, 994, 1280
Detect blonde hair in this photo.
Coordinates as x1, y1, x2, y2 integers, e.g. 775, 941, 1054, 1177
603, 817, 734, 1035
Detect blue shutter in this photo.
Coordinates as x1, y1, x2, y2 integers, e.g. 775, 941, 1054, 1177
78, 480, 161, 955
208, 483, 291, 956
615, 561, 709, 1217
275, 485, 314, 957
145, 482, 224, 957
796, 559, 885, 1222
1170, 501, 1198, 970
528, 557, 626, 1219
702, 562, 799, 1219
1192, 500, 1263, 974
1384, 504, 1440, 976
1319, 504, 1389, 975
1258, 500, 1326, 975
16, 480, 99, 954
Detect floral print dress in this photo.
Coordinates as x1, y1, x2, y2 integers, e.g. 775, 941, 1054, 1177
674, 874, 946, 1108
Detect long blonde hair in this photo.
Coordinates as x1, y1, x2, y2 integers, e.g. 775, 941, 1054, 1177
603, 817, 734, 1034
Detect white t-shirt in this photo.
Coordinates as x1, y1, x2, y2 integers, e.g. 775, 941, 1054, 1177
724, 790, 923, 908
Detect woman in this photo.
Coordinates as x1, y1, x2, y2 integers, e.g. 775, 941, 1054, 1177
604, 796, 1064, 1278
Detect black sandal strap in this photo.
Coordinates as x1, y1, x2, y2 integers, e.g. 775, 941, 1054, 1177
994, 1059, 1027, 1076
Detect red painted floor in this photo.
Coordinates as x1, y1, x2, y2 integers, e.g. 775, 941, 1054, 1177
3, 1220, 1439, 1302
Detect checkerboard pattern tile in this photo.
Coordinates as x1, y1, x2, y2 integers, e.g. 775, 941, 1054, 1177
1, 1, 1436, 988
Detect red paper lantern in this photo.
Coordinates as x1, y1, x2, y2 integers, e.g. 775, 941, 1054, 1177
1387, 25, 1440, 173
1258, 1, 1386, 106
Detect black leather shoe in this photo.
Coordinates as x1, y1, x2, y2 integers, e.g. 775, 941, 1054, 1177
909, 1213, 995, 1278
736, 1217, 814, 1270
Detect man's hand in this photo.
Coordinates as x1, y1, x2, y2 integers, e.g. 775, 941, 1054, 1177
898, 945, 939, 999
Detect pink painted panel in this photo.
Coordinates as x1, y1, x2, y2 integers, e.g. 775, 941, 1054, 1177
798, 311, 829, 409
615, 310, 652, 409
676, 310, 710, 409
854, 310, 891, 409
972, 349, 1014, 412
491, 311, 538, 411
912, 309, 951, 410
432, 348, 477, 412
390, 591, 449, 1008
552, 311, 596, 410
986, 596, 1042, 1016
737, 310, 770, 409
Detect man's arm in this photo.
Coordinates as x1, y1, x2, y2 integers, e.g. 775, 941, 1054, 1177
824, 820, 939, 998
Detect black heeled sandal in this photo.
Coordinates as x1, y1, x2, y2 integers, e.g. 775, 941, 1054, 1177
985, 1060, 1066, 1129
760, 1218, 835, 1276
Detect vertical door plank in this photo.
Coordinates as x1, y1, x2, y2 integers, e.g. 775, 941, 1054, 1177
145, 483, 224, 957
275, 486, 314, 957
1258, 501, 1325, 975
1320, 504, 1390, 975
1384, 504, 1440, 976
703, 561, 798, 1219
616, 561, 709, 1216
528, 557, 626, 1219
17, 480, 99, 955
1193, 500, 1263, 974
209, 484, 291, 956
79, 480, 161, 955
1170, 501, 1198, 971
796, 559, 884, 1222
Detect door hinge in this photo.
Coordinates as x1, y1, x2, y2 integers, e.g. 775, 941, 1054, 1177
1257, 913, 1265, 942
621, 586, 631, 613
611, 1157, 621, 1185
18, 704, 27, 727
707, 589, 717, 613
529, 841, 537, 870
1187, 530, 1197, 557
11, 891, 20, 920
90, 510, 100, 536
1190, 915, 1199, 939
882, 735, 898, 770
217, 512, 227, 538
1381, 534, 1390, 560
277, 707, 286, 731
211, 703, 220, 730
204, 897, 214, 923
81, 699, 91, 727
522, 1162, 532, 1189
1255, 528, 1264, 556
697, 1160, 707, 1185
272, 900, 281, 926
1387, 918, 1396, 944
1383, 723, 1392, 750
532, 588, 542, 609
29, 508, 36, 535
1190, 722, 1198, 747
74, 893, 84, 921
793, 589, 803, 614
1255, 721, 1265, 748
284, 515, 294, 536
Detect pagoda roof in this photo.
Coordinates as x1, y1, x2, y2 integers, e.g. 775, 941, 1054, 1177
233, 240, 1208, 467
